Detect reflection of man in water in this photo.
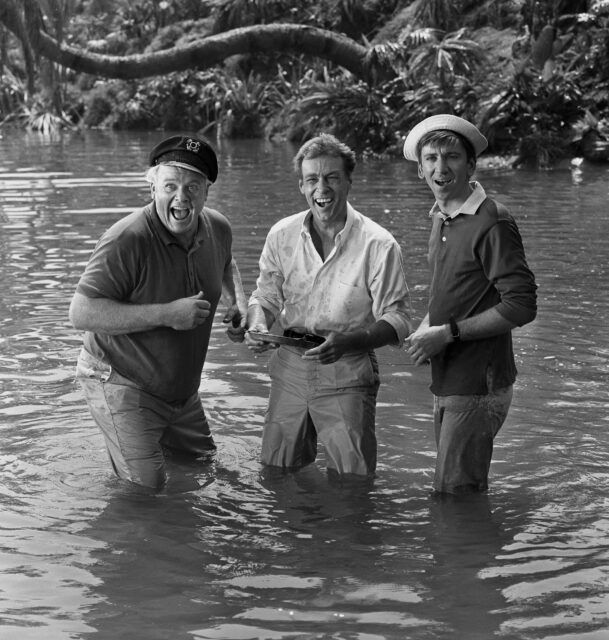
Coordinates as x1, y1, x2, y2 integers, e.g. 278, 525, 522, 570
245, 133, 411, 478
403, 115, 537, 495
69, 135, 246, 490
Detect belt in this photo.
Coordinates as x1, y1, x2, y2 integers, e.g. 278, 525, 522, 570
283, 329, 325, 346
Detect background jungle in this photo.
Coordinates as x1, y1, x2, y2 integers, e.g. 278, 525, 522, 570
1, 0, 608, 166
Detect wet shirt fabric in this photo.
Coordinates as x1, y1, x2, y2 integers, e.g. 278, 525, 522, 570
76, 203, 232, 403
427, 182, 537, 396
250, 204, 411, 341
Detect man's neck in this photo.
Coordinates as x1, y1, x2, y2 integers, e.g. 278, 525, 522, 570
312, 217, 346, 240
437, 184, 474, 215
309, 214, 346, 260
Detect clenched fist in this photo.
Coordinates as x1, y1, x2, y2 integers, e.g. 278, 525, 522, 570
166, 291, 211, 330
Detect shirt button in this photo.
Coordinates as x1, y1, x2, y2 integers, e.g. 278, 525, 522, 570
442, 237, 447, 242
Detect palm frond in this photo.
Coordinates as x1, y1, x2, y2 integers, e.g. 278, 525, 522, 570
398, 27, 444, 47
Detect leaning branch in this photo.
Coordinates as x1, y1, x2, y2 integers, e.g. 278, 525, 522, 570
14, 22, 373, 82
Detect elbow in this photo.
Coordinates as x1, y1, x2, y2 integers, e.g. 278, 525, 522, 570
500, 290, 537, 327
68, 300, 79, 329
512, 305, 537, 327
520, 306, 537, 326
69, 306, 86, 331
519, 295, 538, 326
68, 294, 90, 331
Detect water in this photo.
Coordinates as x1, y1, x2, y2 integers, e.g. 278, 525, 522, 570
0, 129, 608, 640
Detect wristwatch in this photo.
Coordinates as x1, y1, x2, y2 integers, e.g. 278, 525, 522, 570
449, 316, 461, 342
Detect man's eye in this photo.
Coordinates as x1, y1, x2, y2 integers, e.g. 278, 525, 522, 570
163, 184, 176, 192
188, 184, 201, 193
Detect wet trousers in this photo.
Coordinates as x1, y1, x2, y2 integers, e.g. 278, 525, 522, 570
76, 348, 215, 489
433, 385, 513, 494
261, 346, 380, 476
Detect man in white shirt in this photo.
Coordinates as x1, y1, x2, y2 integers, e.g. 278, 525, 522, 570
246, 133, 411, 478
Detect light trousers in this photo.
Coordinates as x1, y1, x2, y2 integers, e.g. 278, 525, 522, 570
433, 385, 513, 494
76, 348, 215, 489
261, 346, 380, 476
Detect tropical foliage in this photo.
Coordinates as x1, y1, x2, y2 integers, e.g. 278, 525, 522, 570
1, 0, 608, 165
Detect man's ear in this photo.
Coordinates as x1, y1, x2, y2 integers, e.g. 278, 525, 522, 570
149, 183, 155, 199
467, 158, 477, 178
417, 164, 424, 179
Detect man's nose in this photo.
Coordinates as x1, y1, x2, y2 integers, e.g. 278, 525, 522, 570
436, 156, 448, 171
174, 186, 190, 200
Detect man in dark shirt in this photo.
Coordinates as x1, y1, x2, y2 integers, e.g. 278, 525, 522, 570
403, 114, 537, 495
69, 135, 246, 489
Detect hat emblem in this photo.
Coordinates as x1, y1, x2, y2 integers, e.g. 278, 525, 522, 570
186, 138, 201, 153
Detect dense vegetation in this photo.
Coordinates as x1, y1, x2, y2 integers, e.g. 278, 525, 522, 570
1, 0, 608, 166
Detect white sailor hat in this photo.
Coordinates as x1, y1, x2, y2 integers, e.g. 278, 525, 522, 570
403, 114, 488, 161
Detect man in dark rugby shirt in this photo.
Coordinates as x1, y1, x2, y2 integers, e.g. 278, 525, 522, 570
403, 114, 537, 495
69, 135, 246, 489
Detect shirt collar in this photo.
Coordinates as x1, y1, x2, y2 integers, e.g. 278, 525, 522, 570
148, 202, 207, 250
429, 181, 487, 220
302, 203, 355, 241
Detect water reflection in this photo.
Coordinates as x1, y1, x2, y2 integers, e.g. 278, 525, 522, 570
0, 130, 608, 639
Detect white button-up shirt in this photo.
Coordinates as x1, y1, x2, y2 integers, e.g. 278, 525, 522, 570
250, 204, 411, 342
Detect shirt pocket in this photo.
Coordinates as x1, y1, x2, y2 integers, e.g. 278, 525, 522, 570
331, 279, 370, 317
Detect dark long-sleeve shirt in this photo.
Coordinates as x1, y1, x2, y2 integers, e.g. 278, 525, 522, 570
427, 183, 537, 395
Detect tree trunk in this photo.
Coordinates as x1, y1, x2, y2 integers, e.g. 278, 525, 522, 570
0, 0, 36, 95
0, 14, 375, 83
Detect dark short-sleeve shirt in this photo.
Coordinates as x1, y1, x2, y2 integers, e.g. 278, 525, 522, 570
76, 203, 232, 402
428, 195, 537, 396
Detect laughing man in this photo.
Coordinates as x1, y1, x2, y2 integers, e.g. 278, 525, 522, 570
245, 133, 411, 478
403, 114, 537, 495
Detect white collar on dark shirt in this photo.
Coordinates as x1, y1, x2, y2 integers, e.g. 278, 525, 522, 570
429, 181, 487, 220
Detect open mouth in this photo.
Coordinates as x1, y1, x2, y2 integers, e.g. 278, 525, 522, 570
171, 206, 190, 221
434, 178, 453, 186
314, 197, 333, 208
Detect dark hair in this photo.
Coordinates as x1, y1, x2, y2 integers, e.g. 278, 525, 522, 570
417, 130, 476, 163
293, 133, 356, 178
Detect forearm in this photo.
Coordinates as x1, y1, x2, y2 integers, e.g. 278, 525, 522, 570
408, 308, 516, 365
69, 293, 170, 335
454, 307, 517, 342
222, 259, 248, 313
346, 319, 399, 351
246, 302, 276, 331
417, 314, 430, 331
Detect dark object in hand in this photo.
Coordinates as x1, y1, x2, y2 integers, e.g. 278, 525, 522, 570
248, 330, 325, 349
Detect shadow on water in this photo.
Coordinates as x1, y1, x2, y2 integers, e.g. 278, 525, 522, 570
0, 130, 609, 639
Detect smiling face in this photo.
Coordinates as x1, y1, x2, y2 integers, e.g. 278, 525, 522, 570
151, 164, 210, 242
299, 155, 351, 230
418, 137, 476, 213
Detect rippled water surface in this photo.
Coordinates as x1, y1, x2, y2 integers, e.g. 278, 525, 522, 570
1, 130, 608, 640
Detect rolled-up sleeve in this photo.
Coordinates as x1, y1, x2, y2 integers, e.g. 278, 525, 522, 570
249, 234, 285, 319
480, 219, 537, 326
370, 240, 412, 343
249, 207, 412, 340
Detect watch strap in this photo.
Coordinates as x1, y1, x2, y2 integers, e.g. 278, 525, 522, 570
449, 316, 461, 342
